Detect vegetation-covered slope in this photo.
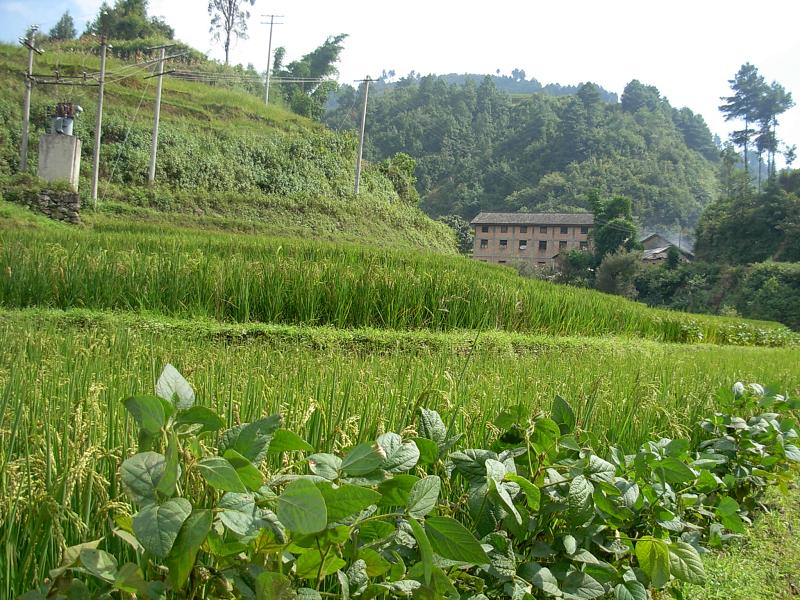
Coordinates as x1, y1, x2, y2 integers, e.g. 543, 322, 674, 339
327, 76, 720, 229
0, 43, 456, 252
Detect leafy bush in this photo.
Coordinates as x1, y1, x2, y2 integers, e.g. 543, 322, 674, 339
734, 262, 800, 329
437, 214, 473, 254
377, 153, 420, 206
24, 366, 800, 599
596, 250, 641, 299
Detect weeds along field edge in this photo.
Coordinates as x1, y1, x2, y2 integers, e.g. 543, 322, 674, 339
0, 228, 794, 346
1, 310, 800, 594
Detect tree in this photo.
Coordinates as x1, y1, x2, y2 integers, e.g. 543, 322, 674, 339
438, 215, 473, 254
595, 250, 641, 299
590, 194, 639, 260
620, 80, 661, 113
719, 64, 767, 175
378, 153, 420, 205
755, 81, 794, 179
784, 145, 797, 170
86, 0, 174, 40
49, 11, 77, 41
208, 0, 256, 66
276, 34, 348, 119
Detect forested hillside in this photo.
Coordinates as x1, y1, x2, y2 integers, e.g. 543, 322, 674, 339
326, 76, 720, 229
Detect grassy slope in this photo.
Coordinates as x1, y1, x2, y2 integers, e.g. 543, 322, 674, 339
0, 44, 457, 254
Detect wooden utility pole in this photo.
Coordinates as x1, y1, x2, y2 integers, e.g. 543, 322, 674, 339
148, 45, 172, 185
354, 77, 371, 195
19, 27, 43, 172
260, 14, 283, 106
90, 36, 108, 206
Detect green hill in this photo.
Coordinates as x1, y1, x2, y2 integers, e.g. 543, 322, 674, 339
326, 76, 720, 231
0, 42, 456, 252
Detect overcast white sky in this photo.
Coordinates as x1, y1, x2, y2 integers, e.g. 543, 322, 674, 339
2, 0, 799, 158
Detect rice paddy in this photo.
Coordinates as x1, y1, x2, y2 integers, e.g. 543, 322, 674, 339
1, 220, 799, 595
0, 225, 794, 346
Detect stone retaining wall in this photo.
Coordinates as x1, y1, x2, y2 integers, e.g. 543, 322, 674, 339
19, 190, 81, 224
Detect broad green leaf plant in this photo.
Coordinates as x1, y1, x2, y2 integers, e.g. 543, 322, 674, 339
24, 368, 800, 599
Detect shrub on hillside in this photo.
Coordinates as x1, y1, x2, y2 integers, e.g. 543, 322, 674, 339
596, 249, 641, 298
734, 262, 800, 329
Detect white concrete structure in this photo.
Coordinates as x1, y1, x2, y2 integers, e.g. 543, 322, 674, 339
38, 134, 82, 192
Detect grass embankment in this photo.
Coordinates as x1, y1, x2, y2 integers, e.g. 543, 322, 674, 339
0, 43, 456, 252
0, 224, 794, 345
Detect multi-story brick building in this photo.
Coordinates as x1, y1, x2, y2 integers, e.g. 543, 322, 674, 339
470, 212, 594, 266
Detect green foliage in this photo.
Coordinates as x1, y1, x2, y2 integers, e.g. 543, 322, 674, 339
719, 63, 794, 180
275, 34, 348, 119
48, 11, 77, 41
0, 41, 456, 251
554, 249, 595, 287
596, 250, 641, 299
25, 366, 800, 598
695, 173, 800, 264
735, 262, 800, 329
591, 194, 639, 260
437, 214, 474, 254
4, 305, 800, 596
666, 245, 681, 269
85, 0, 174, 40
635, 260, 800, 331
326, 75, 720, 228
0, 225, 794, 345
377, 152, 420, 205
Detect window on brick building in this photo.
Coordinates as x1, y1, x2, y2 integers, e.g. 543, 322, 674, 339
519, 240, 527, 250
519, 225, 528, 233
560, 226, 569, 234
499, 240, 508, 248
580, 241, 588, 250
580, 226, 589, 234
540, 226, 547, 233
480, 239, 488, 248
500, 225, 508, 233
559, 240, 568, 250
538, 240, 547, 251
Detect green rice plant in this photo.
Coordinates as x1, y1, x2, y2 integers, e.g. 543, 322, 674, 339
19, 366, 800, 599
0, 227, 794, 346
1, 308, 799, 596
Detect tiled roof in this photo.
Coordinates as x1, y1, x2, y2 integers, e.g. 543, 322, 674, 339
642, 247, 672, 260
470, 212, 594, 226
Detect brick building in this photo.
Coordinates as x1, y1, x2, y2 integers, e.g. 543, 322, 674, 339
470, 212, 594, 266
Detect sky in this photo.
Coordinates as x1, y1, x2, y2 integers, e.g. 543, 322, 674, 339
1, 0, 799, 162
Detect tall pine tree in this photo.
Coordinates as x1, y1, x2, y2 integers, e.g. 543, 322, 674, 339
719, 63, 767, 175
